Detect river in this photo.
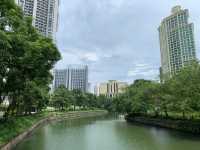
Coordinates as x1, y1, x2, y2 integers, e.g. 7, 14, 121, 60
14, 115, 200, 150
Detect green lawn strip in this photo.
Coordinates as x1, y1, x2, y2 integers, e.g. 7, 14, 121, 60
0, 112, 50, 146
0, 110, 105, 146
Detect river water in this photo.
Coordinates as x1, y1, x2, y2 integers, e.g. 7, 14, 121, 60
14, 115, 200, 150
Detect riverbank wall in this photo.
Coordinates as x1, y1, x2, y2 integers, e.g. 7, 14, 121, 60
0, 110, 108, 150
125, 115, 200, 134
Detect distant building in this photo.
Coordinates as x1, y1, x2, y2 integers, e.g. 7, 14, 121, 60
53, 65, 88, 92
15, 0, 59, 41
96, 80, 128, 97
87, 83, 91, 93
159, 6, 196, 81
94, 84, 100, 96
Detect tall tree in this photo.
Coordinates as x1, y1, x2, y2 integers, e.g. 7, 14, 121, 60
0, 0, 61, 117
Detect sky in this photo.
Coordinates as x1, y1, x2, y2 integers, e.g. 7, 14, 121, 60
55, 0, 200, 87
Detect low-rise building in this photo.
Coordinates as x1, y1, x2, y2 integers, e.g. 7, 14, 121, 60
96, 80, 128, 97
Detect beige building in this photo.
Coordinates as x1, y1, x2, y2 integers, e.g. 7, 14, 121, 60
96, 80, 128, 97
159, 6, 196, 81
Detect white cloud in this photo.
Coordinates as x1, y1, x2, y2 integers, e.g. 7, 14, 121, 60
128, 68, 158, 79
55, 51, 82, 69
81, 52, 99, 62
135, 63, 149, 68
56, 0, 200, 84
128, 62, 159, 78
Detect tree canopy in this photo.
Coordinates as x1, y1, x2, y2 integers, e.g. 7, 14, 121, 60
114, 62, 200, 119
0, 0, 61, 117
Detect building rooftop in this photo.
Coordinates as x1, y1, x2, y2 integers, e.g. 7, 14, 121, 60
171, 5, 182, 14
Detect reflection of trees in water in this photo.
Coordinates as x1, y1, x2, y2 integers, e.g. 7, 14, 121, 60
46, 115, 108, 133
15, 126, 46, 150
16, 115, 200, 150
114, 121, 200, 150
48, 113, 118, 131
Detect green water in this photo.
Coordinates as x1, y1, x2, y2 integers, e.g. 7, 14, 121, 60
14, 115, 200, 150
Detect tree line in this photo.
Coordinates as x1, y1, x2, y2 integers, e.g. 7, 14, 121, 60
50, 86, 113, 111
113, 62, 200, 120
0, 0, 60, 118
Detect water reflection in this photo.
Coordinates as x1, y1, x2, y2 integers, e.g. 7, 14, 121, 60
14, 115, 200, 150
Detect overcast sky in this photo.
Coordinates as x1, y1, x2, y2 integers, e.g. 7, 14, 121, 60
55, 0, 200, 86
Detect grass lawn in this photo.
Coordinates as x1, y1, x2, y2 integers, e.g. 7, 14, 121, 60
0, 109, 105, 146
0, 112, 50, 146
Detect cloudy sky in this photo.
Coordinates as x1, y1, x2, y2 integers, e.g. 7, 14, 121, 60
55, 0, 200, 86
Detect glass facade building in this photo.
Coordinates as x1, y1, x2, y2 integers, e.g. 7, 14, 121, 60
159, 6, 196, 80
53, 65, 88, 92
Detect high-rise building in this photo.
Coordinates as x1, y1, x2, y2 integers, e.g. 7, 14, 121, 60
96, 80, 128, 97
159, 6, 196, 80
53, 65, 88, 92
15, 0, 59, 40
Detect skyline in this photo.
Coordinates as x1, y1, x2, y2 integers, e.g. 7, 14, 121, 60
1, 1, 200, 148
55, 0, 200, 85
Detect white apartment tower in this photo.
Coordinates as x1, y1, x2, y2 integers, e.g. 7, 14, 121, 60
159, 6, 196, 80
15, 0, 59, 40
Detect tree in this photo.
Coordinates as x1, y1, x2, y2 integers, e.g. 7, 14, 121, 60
168, 61, 200, 118
0, 31, 10, 104
51, 86, 71, 111
113, 94, 132, 114
16, 81, 48, 115
117, 62, 200, 120
126, 80, 155, 114
0, 0, 61, 117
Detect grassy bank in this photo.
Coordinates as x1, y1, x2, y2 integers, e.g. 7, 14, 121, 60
0, 110, 107, 147
0, 112, 50, 146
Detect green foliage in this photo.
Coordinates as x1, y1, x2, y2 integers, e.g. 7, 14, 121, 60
16, 81, 49, 114
168, 61, 200, 117
117, 62, 200, 119
51, 86, 72, 111
0, 0, 61, 117
0, 112, 49, 146
50, 87, 113, 112
112, 94, 132, 114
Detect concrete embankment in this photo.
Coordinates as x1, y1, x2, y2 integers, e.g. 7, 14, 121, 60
126, 115, 200, 134
0, 110, 108, 150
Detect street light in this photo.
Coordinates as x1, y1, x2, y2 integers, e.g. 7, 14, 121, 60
2, 68, 9, 84
3, 78, 6, 84
6, 68, 10, 73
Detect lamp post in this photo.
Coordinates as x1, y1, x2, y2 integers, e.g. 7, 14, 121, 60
3, 78, 6, 84
2, 68, 9, 104
3, 68, 9, 84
